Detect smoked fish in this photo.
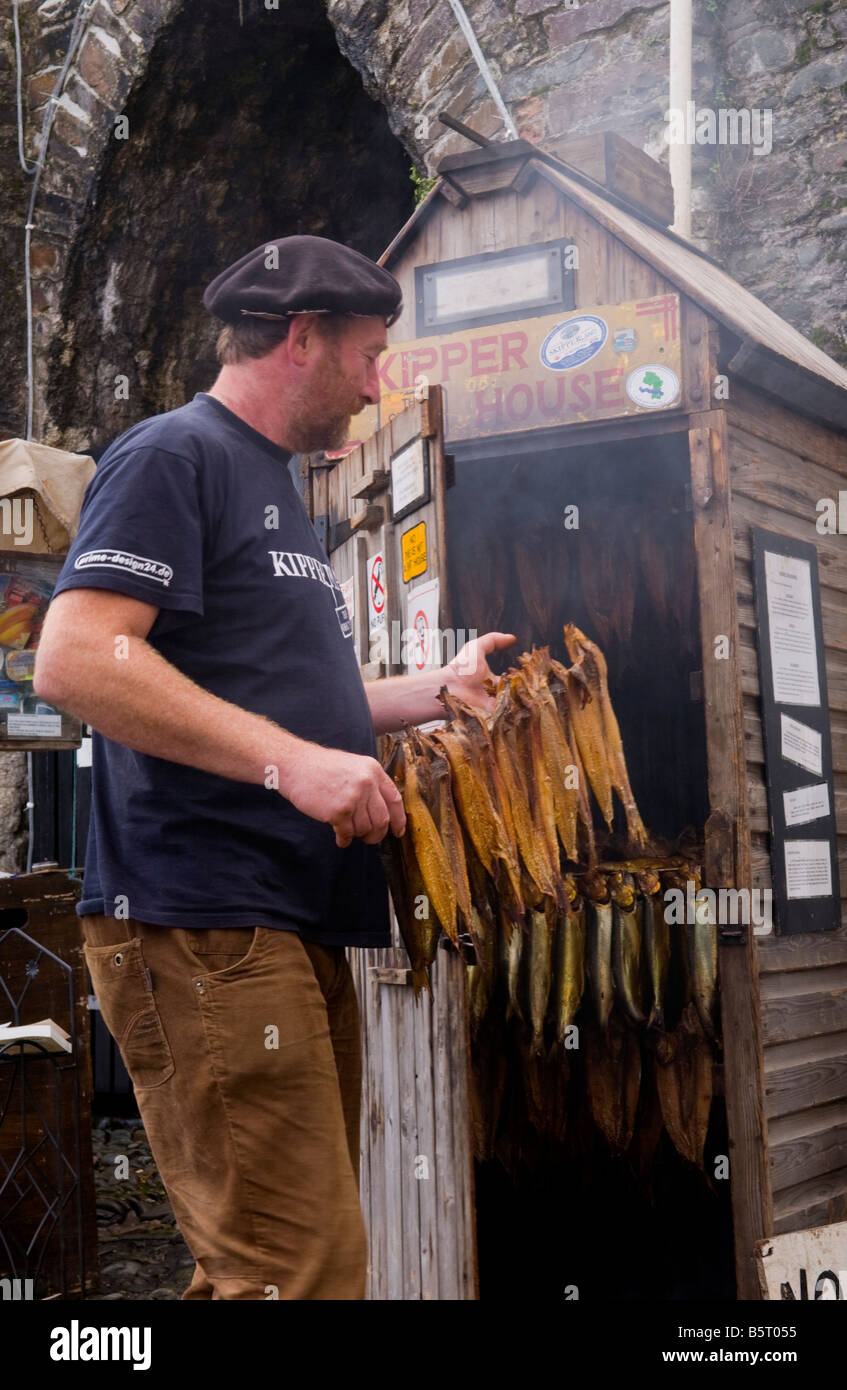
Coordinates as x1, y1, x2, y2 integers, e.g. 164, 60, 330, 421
564, 623, 650, 850
610, 871, 647, 1026
552, 877, 586, 1045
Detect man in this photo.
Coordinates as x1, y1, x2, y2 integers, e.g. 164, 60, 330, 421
35, 235, 513, 1301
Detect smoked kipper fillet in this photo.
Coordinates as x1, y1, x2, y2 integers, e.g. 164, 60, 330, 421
401, 735, 460, 945
412, 727, 473, 931
564, 623, 651, 850
380, 738, 443, 997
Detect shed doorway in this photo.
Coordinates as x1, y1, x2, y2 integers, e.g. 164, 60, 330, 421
446, 426, 735, 1299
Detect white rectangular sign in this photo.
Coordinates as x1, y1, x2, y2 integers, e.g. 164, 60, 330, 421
390, 439, 427, 518
783, 782, 830, 827
404, 577, 440, 675
780, 713, 822, 777
433, 251, 552, 319
784, 839, 833, 899
7, 714, 62, 737
764, 551, 821, 706
367, 551, 387, 634
757, 1220, 847, 1300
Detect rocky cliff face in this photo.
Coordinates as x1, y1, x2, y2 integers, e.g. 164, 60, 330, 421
1, 0, 415, 450
3, 0, 845, 450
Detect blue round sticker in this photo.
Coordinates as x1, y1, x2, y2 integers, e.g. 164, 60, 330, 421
540, 315, 608, 371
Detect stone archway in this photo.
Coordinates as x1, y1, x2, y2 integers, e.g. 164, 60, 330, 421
27, 0, 415, 449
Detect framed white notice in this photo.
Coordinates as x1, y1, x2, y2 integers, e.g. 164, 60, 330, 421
390, 437, 430, 523
764, 551, 820, 706
784, 840, 833, 900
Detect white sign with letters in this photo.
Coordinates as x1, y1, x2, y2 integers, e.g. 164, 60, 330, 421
780, 714, 822, 777
756, 1220, 847, 1300
390, 438, 428, 519
784, 839, 833, 899
783, 782, 830, 827
764, 551, 821, 707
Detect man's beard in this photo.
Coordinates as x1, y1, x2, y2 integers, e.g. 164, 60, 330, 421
284, 347, 358, 453
285, 406, 352, 454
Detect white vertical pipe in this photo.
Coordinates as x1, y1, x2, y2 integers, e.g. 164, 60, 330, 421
669, 0, 693, 239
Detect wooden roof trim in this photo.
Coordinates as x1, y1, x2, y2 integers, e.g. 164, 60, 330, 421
726, 339, 847, 434
378, 179, 444, 269
378, 137, 718, 271
534, 158, 847, 397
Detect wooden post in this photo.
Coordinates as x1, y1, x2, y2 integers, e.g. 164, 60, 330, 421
689, 407, 773, 1300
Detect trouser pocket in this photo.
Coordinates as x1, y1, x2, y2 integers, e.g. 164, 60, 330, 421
83, 936, 175, 1090
183, 926, 260, 979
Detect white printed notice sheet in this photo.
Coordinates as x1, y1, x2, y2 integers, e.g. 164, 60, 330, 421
780, 713, 823, 777
764, 551, 821, 706
783, 783, 830, 827
784, 840, 833, 899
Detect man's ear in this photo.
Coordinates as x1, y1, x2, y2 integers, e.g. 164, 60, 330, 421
286, 312, 323, 366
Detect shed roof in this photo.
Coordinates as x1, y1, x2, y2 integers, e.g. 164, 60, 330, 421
380, 141, 847, 431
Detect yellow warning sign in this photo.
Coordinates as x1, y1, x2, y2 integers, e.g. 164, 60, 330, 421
401, 521, 427, 584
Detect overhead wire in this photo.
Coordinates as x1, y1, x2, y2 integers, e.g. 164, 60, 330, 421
14, 0, 97, 874
14, 0, 98, 441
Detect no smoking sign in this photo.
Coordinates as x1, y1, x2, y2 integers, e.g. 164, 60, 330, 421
412, 608, 429, 670
368, 552, 387, 633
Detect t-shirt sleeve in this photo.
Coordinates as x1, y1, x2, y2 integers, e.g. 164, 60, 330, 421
52, 446, 205, 615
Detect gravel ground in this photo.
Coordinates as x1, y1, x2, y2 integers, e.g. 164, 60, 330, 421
87, 1116, 194, 1301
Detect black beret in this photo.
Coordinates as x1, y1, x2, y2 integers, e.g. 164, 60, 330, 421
202, 234, 403, 327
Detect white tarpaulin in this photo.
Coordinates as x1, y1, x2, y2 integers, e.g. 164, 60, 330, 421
0, 438, 95, 553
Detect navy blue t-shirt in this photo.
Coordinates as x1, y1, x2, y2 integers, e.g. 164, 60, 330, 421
52, 392, 391, 948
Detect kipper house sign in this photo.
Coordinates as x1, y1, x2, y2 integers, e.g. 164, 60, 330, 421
347, 293, 682, 446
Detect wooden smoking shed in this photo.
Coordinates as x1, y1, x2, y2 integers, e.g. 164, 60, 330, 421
305, 130, 847, 1301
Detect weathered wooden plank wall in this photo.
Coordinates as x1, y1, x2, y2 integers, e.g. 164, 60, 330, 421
387, 177, 670, 343
727, 382, 847, 1236
347, 942, 476, 1299
315, 392, 476, 1299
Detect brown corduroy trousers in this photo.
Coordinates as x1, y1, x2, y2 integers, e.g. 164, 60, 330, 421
81, 915, 367, 1300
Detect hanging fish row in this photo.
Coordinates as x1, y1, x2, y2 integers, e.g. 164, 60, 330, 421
465, 863, 719, 1172
466, 862, 717, 1049
380, 625, 655, 998
472, 1000, 716, 1172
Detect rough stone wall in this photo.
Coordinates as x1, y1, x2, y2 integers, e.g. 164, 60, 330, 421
0, 755, 29, 872
327, 0, 847, 362
2, 0, 415, 450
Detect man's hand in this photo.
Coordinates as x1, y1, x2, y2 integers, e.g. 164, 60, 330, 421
278, 742, 406, 848
441, 631, 516, 716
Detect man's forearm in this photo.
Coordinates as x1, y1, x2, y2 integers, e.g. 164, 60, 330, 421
36, 635, 304, 788
364, 666, 453, 735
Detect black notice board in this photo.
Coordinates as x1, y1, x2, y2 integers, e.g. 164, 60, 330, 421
751, 527, 841, 934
